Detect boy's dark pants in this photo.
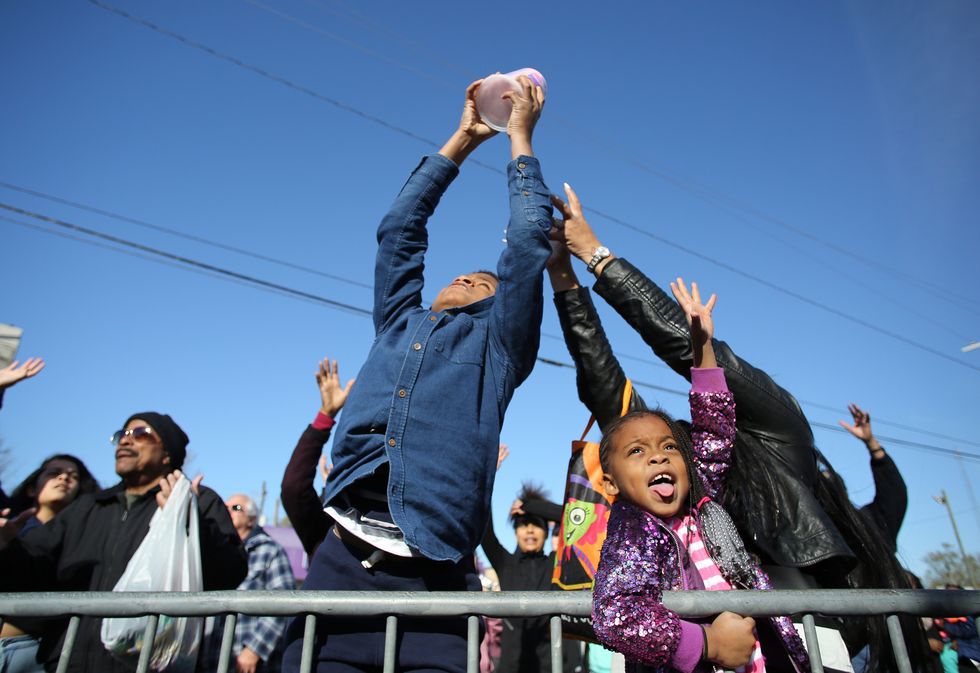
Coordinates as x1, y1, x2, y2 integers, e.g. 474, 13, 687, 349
281, 527, 482, 673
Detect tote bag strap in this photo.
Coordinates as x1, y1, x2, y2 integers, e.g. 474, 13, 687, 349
577, 379, 634, 442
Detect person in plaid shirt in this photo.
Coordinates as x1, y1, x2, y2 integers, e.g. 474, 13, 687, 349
206, 494, 296, 673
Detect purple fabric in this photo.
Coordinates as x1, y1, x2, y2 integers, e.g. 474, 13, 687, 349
265, 525, 308, 581
689, 367, 726, 394
672, 621, 706, 673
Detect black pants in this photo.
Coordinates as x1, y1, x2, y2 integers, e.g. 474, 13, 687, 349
281, 529, 481, 673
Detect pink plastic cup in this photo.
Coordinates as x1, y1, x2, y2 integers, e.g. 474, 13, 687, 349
475, 68, 548, 132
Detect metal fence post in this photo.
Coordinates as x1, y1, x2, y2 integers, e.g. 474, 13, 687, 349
801, 614, 825, 673
134, 614, 160, 673
383, 615, 397, 673
54, 615, 81, 673
299, 614, 317, 673
216, 613, 238, 673
886, 614, 913, 673
467, 615, 480, 673
550, 616, 563, 673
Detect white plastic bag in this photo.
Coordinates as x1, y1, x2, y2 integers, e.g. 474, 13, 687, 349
101, 476, 204, 672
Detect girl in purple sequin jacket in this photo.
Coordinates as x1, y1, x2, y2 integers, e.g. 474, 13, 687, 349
591, 279, 810, 673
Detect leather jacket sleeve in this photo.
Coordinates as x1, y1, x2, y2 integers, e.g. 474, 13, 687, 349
553, 287, 648, 432
592, 258, 818, 482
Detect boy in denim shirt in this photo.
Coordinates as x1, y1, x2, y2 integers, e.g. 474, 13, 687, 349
282, 76, 552, 673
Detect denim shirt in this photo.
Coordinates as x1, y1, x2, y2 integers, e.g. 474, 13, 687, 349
325, 153, 553, 562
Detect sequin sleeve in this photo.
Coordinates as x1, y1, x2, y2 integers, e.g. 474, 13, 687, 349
689, 368, 736, 501
592, 503, 705, 671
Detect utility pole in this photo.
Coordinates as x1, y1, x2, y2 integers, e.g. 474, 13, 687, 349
258, 481, 268, 526
934, 490, 977, 586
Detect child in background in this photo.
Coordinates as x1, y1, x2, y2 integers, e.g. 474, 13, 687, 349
591, 279, 810, 673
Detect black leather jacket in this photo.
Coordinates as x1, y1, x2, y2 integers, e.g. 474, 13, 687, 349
554, 258, 856, 577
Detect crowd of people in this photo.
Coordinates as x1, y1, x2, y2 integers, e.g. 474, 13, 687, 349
0, 76, 976, 673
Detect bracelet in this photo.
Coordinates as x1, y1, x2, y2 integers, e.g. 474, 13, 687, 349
700, 624, 709, 660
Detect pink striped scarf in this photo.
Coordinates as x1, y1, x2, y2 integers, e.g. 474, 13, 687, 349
670, 514, 766, 673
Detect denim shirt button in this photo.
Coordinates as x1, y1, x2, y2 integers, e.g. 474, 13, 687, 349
429, 315, 437, 322
413, 342, 422, 351
398, 389, 407, 398
522, 190, 529, 196
388, 438, 396, 447
518, 162, 526, 169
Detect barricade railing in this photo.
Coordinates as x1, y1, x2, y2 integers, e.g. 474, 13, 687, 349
1, 590, 978, 673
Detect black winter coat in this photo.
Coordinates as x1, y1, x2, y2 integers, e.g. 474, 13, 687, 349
0, 481, 247, 673
554, 258, 856, 578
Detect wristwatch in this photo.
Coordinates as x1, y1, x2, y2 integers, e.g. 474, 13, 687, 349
586, 245, 611, 273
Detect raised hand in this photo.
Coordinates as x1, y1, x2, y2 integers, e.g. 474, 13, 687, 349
670, 278, 717, 368
839, 403, 882, 453
550, 183, 609, 272
510, 498, 526, 518
0, 507, 36, 550
458, 78, 498, 143
496, 443, 510, 471
503, 75, 545, 158
155, 470, 203, 509
316, 358, 355, 419
0, 357, 46, 390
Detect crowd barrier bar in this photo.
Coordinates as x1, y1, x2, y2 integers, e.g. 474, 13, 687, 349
1, 590, 978, 673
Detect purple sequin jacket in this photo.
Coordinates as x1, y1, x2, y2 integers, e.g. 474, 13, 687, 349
591, 368, 809, 673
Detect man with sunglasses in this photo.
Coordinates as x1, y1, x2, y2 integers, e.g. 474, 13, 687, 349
0, 411, 247, 673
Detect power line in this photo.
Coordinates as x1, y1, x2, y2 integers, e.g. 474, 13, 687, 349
0, 203, 370, 317
8, 179, 978, 447
0, 181, 373, 291
239, 0, 980, 317
5, 204, 977, 465
84, 0, 980, 375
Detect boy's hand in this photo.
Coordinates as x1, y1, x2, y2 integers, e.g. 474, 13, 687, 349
704, 612, 756, 668
670, 277, 717, 368
0, 507, 36, 550
458, 78, 498, 143
439, 79, 497, 165
504, 75, 545, 158
316, 357, 355, 419
839, 403, 882, 453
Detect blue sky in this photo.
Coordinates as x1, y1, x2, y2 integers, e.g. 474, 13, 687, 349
1, 1, 978, 580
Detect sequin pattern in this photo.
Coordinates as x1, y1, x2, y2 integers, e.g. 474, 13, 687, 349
592, 382, 811, 673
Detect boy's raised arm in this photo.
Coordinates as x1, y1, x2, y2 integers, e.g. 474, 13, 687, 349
488, 76, 553, 384
374, 80, 496, 333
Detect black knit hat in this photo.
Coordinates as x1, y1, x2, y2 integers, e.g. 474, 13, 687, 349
124, 412, 189, 470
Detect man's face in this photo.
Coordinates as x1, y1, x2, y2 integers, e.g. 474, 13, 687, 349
114, 418, 170, 481
431, 273, 498, 312
515, 521, 547, 553
226, 495, 254, 539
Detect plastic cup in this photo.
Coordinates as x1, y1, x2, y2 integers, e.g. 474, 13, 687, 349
475, 68, 548, 133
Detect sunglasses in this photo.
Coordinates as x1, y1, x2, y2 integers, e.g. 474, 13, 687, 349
110, 426, 156, 445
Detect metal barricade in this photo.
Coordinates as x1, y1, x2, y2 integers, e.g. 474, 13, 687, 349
1, 589, 978, 673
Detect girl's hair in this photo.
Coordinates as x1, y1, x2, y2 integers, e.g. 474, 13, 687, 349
721, 437, 935, 673
7, 454, 100, 515
599, 408, 707, 508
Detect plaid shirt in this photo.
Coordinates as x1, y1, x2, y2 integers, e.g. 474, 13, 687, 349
202, 528, 296, 671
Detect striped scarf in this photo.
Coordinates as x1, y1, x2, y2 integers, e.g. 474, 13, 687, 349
670, 514, 766, 673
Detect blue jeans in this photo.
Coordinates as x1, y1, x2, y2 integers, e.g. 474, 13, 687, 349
0, 635, 44, 673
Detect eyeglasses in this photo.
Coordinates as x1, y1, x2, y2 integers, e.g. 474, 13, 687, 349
228, 504, 245, 512
110, 426, 156, 445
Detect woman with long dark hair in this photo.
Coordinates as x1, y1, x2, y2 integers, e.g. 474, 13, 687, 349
0, 454, 99, 673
